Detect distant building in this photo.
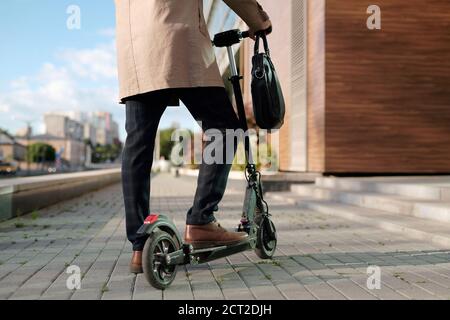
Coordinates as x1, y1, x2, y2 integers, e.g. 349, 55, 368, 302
84, 123, 97, 146
38, 111, 121, 167
0, 129, 26, 163
13, 114, 87, 168
44, 114, 84, 141
16, 134, 85, 168
47, 111, 120, 147
111, 121, 119, 144
92, 111, 120, 146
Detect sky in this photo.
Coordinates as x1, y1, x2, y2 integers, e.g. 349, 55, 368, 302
0, 0, 199, 141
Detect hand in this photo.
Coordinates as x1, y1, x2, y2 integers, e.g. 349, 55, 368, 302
249, 23, 272, 40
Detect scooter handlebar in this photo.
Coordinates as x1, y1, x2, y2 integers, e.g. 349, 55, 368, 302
241, 30, 250, 39
212, 29, 249, 48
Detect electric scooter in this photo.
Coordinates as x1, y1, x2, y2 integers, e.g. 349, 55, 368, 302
137, 29, 277, 290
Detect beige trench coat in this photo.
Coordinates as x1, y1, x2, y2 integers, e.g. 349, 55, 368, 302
115, 0, 271, 101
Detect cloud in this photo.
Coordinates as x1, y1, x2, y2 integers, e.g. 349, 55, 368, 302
0, 103, 10, 113
0, 40, 124, 139
58, 41, 117, 80
97, 28, 116, 38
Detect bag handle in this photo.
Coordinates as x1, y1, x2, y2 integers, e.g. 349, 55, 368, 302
254, 33, 270, 57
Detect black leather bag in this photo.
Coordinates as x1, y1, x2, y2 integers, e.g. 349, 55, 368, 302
251, 34, 285, 130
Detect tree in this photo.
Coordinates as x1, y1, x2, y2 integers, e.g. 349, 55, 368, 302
27, 143, 56, 164
83, 138, 93, 149
159, 128, 177, 160
91, 141, 123, 164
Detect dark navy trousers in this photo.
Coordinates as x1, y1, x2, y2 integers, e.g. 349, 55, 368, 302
122, 87, 241, 251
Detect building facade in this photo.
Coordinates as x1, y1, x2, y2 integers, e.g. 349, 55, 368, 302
44, 114, 84, 141
210, 0, 450, 174
18, 134, 86, 168
0, 130, 26, 163
92, 112, 120, 146
48, 111, 120, 146
35, 111, 121, 167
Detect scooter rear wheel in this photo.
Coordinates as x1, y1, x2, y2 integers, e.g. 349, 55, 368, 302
143, 230, 178, 290
255, 217, 277, 259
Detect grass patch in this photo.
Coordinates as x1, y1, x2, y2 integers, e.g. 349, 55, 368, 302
15, 222, 25, 229
393, 272, 409, 283
257, 260, 282, 267
31, 211, 39, 220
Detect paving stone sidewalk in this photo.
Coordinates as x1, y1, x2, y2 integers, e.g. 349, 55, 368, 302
1, 173, 450, 300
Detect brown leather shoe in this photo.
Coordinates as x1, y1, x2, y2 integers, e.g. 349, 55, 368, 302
130, 251, 143, 274
184, 221, 248, 249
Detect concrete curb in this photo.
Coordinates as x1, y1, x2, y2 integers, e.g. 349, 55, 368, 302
0, 169, 121, 221
267, 192, 450, 248
178, 168, 318, 192
292, 184, 450, 224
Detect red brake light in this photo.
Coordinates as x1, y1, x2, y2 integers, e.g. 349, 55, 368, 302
144, 214, 159, 225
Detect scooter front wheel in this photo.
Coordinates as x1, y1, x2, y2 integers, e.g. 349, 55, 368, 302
255, 217, 277, 259
143, 230, 179, 290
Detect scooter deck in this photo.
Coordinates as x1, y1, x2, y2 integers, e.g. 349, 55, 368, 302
164, 238, 255, 267
191, 239, 254, 264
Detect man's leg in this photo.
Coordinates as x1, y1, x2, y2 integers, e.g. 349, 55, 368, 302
179, 87, 242, 226
122, 92, 168, 253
